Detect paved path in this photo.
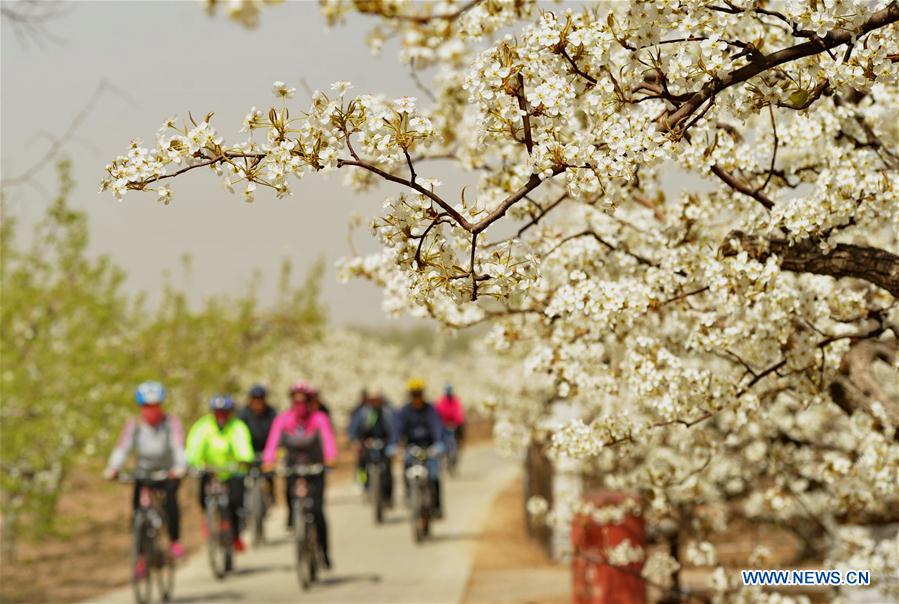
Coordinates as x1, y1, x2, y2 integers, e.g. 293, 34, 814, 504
91, 444, 518, 603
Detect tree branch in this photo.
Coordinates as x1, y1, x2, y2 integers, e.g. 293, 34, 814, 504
665, 2, 899, 132
722, 231, 899, 298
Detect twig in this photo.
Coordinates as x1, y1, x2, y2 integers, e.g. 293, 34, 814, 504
755, 104, 778, 194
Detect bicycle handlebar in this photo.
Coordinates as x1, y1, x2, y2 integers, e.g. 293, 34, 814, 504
116, 470, 171, 483
406, 445, 439, 459
277, 463, 325, 477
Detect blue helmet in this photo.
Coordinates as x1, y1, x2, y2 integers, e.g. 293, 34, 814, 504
248, 384, 268, 399
209, 395, 235, 411
135, 381, 166, 405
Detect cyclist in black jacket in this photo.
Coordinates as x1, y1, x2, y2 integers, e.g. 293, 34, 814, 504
238, 384, 277, 498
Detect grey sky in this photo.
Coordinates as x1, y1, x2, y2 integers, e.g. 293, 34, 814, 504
1, 0, 437, 325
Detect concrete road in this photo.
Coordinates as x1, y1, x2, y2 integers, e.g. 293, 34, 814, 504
91, 444, 518, 603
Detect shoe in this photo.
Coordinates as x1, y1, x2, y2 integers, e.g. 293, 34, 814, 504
134, 558, 147, 580
170, 541, 185, 558
433, 508, 444, 519
233, 538, 246, 553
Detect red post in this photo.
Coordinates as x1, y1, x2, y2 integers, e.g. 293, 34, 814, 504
571, 492, 646, 604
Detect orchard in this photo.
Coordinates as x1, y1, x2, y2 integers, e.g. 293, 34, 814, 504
90, 0, 898, 600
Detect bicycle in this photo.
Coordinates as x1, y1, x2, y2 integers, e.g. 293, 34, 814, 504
280, 463, 325, 590
196, 470, 236, 580
363, 438, 388, 524
118, 470, 175, 604
244, 462, 270, 547
405, 445, 436, 544
444, 427, 460, 477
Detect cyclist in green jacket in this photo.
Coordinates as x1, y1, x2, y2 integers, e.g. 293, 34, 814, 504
186, 395, 254, 552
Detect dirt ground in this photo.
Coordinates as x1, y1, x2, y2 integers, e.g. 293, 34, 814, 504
0, 419, 493, 604
462, 479, 571, 604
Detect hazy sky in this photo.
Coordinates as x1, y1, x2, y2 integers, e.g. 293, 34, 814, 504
1, 0, 442, 325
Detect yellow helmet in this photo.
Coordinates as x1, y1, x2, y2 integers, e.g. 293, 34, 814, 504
406, 377, 426, 392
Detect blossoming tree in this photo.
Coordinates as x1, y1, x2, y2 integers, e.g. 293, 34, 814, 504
103, 0, 898, 599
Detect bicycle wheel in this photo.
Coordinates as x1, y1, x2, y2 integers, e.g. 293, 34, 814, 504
154, 537, 175, 603
421, 482, 432, 537
410, 481, 425, 544
206, 503, 227, 580
222, 502, 234, 574
307, 520, 319, 584
293, 503, 312, 590
370, 464, 383, 524
249, 481, 265, 547
131, 513, 152, 604
447, 448, 458, 477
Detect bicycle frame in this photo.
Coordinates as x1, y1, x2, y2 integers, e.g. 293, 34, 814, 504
364, 438, 388, 523
405, 446, 434, 544
280, 463, 324, 590
200, 473, 234, 580
245, 464, 269, 547
118, 470, 174, 604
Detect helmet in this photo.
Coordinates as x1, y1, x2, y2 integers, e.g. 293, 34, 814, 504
289, 380, 313, 396
406, 377, 426, 392
209, 395, 235, 411
248, 384, 268, 399
135, 381, 166, 405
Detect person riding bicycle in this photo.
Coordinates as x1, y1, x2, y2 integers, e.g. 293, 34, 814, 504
262, 380, 337, 569
347, 388, 397, 506
396, 378, 445, 518
435, 384, 466, 460
105, 381, 187, 566
185, 395, 254, 553
238, 384, 277, 499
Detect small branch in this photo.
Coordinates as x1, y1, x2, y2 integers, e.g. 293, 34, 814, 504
560, 48, 597, 85
737, 358, 787, 396
470, 233, 479, 301
471, 170, 563, 234
338, 158, 474, 231
414, 214, 449, 268
545, 230, 656, 267
379, 0, 483, 24
517, 192, 568, 238
659, 286, 710, 306
755, 104, 778, 194
404, 150, 417, 184
710, 165, 774, 210
515, 74, 534, 154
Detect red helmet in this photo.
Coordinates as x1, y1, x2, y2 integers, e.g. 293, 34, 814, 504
289, 380, 313, 396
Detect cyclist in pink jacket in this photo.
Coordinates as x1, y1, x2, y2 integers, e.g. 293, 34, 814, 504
435, 385, 466, 473
262, 380, 336, 568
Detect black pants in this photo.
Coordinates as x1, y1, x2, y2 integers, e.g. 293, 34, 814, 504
358, 451, 394, 502
198, 474, 245, 541
133, 478, 180, 541
285, 474, 328, 559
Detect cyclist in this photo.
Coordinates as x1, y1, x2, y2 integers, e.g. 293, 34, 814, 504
348, 388, 397, 506
435, 384, 466, 459
395, 378, 445, 518
105, 381, 187, 570
185, 395, 254, 553
238, 384, 277, 499
263, 380, 337, 569
307, 386, 332, 418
